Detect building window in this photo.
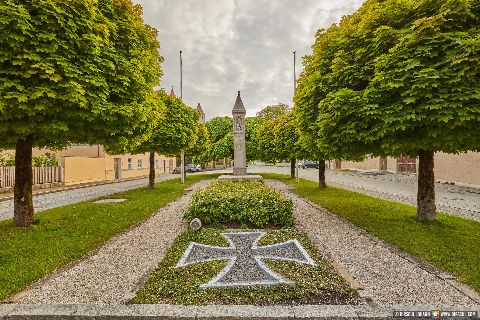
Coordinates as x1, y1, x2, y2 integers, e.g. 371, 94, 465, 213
155, 160, 159, 168
128, 158, 133, 170
138, 159, 142, 169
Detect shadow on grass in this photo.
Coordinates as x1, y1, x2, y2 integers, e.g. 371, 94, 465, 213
261, 173, 480, 295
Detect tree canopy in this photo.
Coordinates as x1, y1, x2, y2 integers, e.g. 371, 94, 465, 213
0, 0, 162, 149
295, 0, 480, 219
256, 103, 290, 122
204, 116, 261, 163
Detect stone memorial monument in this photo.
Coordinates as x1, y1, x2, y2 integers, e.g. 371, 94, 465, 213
218, 91, 262, 181
233, 91, 247, 175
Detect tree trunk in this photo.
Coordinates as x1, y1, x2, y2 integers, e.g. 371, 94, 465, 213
416, 150, 436, 221
318, 158, 326, 189
149, 151, 155, 189
290, 158, 295, 179
14, 136, 34, 227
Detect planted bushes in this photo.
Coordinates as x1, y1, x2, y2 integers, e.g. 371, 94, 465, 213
184, 180, 294, 227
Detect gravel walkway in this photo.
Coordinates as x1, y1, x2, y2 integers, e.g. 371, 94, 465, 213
0, 175, 179, 221
8, 180, 211, 304
265, 179, 480, 307
247, 165, 480, 222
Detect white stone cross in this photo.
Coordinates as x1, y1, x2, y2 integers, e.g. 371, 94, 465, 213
176, 231, 316, 288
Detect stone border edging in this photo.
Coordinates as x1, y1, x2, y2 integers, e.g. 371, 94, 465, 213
1, 304, 479, 319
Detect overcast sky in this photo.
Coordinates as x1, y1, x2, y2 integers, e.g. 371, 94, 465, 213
133, 0, 365, 119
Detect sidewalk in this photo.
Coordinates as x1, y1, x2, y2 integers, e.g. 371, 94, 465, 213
0, 175, 158, 202
0, 174, 177, 221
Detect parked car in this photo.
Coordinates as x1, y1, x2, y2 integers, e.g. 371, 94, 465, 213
172, 166, 181, 174
301, 160, 319, 169
185, 164, 200, 173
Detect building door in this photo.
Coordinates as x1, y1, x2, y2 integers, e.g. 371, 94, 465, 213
114, 158, 122, 179
335, 160, 342, 169
397, 156, 416, 174
379, 158, 388, 171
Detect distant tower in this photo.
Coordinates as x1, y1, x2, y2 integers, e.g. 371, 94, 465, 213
196, 103, 205, 124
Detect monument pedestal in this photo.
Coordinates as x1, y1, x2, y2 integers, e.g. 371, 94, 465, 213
218, 174, 263, 182
233, 167, 247, 175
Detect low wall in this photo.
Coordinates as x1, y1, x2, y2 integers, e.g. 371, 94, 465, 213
342, 157, 381, 171
63, 157, 106, 185
434, 152, 480, 186
339, 153, 480, 187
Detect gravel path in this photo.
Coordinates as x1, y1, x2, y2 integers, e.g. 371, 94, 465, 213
247, 165, 480, 222
8, 180, 211, 304
0, 174, 180, 221
265, 179, 480, 307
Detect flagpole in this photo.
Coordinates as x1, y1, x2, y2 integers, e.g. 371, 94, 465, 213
180, 50, 185, 184
294, 51, 299, 183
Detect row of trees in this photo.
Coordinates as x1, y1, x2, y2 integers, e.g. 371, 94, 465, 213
1, 0, 207, 227
294, 0, 480, 220
197, 104, 307, 181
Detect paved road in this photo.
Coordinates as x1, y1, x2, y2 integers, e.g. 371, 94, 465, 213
0, 175, 181, 221
2, 166, 479, 222
246, 165, 480, 221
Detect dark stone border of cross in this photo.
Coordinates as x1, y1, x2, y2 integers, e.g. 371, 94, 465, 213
176, 231, 316, 288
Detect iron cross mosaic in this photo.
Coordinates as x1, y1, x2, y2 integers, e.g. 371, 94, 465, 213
176, 231, 316, 288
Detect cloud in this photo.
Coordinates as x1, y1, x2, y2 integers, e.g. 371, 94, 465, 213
133, 0, 365, 119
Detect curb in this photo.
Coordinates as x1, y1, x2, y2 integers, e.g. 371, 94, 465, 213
1, 304, 479, 319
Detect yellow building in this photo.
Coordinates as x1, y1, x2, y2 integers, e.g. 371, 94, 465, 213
1, 145, 175, 186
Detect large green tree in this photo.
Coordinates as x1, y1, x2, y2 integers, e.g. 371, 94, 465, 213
124, 91, 199, 189
305, 0, 480, 220
189, 122, 211, 167
0, 0, 162, 226
273, 112, 304, 178
257, 120, 278, 164
245, 117, 262, 162
256, 103, 290, 122
205, 116, 260, 163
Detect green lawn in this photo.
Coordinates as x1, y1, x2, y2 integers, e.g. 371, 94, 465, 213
261, 173, 480, 294
0, 174, 219, 302
131, 227, 358, 305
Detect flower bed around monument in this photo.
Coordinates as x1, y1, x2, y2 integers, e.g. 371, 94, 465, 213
130, 228, 358, 305
184, 180, 294, 228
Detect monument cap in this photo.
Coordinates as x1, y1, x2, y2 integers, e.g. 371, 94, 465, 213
233, 90, 246, 112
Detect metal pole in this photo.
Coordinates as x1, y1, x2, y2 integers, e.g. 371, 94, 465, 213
180, 50, 183, 100
180, 50, 185, 184
181, 150, 185, 184
294, 51, 299, 183
293, 51, 296, 92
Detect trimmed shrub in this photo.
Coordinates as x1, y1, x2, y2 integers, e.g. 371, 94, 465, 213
184, 180, 294, 227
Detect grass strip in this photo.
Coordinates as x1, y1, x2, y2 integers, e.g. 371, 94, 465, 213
261, 173, 480, 294
0, 174, 219, 302
131, 227, 358, 305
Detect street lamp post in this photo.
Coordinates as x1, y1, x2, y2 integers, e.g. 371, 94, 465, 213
294, 51, 299, 183
180, 50, 185, 184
